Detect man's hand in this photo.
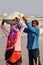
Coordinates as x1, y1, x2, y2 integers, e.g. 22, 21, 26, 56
22, 16, 27, 21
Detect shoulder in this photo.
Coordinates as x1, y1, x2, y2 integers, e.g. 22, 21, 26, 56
36, 27, 40, 34
36, 27, 40, 32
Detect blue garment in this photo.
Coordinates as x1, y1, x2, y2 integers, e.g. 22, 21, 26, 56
18, 21, 40, 50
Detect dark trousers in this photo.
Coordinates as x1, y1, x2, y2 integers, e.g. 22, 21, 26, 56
28, 48, 41, 65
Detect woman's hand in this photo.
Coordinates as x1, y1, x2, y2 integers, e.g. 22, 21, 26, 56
1, 20, 5, 25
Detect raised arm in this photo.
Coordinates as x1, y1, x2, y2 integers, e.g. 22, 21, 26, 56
18, 21, 26, 35
25, 21, 40, 35
1, 25, 9, 37
22, 17, 40, 35
18, 23, 28, 33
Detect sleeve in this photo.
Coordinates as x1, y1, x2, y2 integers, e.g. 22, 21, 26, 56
25, 20, 40, 34
18, 23, 28, 33
1, 25, 9, 37
17, 24, 22, 30
23, 28, 28, 33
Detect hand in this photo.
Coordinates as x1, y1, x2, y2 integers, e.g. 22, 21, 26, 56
14, 17, 20, 22
1, 20, 5, 25
22, 16, 27, 21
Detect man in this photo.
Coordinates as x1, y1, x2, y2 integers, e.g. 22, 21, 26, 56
18, 17, 41, 65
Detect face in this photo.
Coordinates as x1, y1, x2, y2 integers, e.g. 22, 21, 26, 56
32, 21, 37, 27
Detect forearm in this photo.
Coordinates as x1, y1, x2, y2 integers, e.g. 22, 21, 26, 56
24, 21, 39, 34
1, 25, 9, 36
22, 16, 30, 27
22, 17, 39, 34
19, 21, 26, 27
25, 20, 30, 27
19, 21, 26, 34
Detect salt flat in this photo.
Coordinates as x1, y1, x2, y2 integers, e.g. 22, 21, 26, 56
0, 34, 43, 65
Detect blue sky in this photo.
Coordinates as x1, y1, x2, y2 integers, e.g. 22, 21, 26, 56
0, 0, 43, 16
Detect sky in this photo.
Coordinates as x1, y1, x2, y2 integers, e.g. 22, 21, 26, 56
0, 0, 43, 16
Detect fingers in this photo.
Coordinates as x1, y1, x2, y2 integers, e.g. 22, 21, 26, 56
22, 16, 27, 21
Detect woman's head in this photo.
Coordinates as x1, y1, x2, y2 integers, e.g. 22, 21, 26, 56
10, 17, 20, 30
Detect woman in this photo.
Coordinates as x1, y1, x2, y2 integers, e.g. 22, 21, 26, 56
0, 18, 26, 65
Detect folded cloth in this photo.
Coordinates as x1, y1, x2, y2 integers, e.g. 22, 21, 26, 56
5, 47, 14, 60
